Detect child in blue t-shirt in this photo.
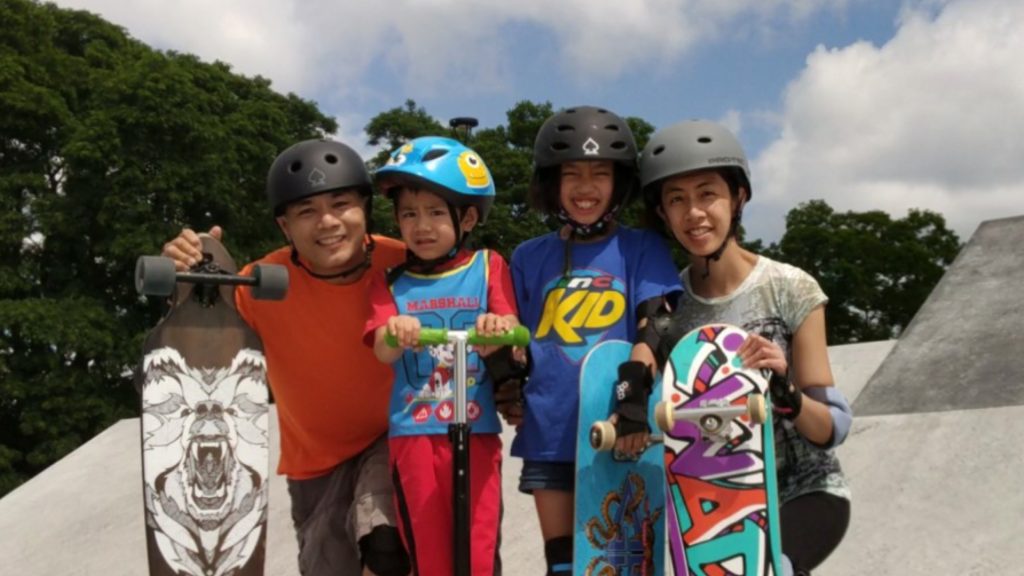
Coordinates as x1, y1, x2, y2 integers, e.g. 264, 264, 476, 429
363, 137, 519, 576
503, 106, 681, 575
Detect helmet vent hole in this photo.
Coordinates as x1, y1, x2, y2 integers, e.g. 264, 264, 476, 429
324, 154, 338, 164
288, 161, 303, 173
422, 149, 448, 162
552, 142, 570, 152
605, 124, 619, 131
597, 108, 608, 114
556, 124, 575, 133
698, 136, 712, 144
652, 145, 666, 156
610, 141, 626, 150
566, 108, 577, 114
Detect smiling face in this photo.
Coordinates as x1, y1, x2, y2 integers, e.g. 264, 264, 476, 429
558, 160, 615, 225
657, 170, 743, 257
275, 189, 368, 275
395, 188, 477, 261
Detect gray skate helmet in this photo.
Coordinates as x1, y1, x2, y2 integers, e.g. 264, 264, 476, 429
639, 119, 751, 212
266, 139, 373, 217
639, 120, 752, 271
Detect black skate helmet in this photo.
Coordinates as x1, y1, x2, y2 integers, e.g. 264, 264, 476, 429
529, 106, 639, 238
266, 139, 373, 217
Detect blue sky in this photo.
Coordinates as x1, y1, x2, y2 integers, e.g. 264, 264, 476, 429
52, 0, 1024, 244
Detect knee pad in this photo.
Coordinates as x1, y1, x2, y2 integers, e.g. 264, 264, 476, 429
544, 535, 573, 575
359, 525, 410, 576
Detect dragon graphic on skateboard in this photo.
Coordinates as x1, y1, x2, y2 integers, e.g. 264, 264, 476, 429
134, 235, 287, 576
575, 340, 665, 575
655, 324, 783, 576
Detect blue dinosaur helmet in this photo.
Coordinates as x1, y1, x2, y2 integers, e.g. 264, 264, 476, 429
375, 136, 496, 223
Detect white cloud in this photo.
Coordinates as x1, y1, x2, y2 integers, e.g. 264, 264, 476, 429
718, 110, 744, 138
754, 0, 1024, 243
54, 1, 848, 97
328, 113, 380, 161
61, 1, 311, 93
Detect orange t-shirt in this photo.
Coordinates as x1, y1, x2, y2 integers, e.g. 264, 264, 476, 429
236, 235, 406, 479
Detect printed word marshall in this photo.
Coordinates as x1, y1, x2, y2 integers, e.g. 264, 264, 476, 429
407, 296, 481, 312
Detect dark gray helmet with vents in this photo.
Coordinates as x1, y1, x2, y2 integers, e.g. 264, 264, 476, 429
266, 139, 372, 216
533, 106, 637, 168
639, 120, 751, 210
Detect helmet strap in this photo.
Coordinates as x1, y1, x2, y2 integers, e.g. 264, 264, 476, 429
290, 234, 376, 281
555, 200, 620, 240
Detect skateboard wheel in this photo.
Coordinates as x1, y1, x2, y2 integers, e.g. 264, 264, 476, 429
135, 256, 177, 297
590, 421, 616, 451
251, 264, 288, 300
748, 394, 767, 424
653, 401, 674, 432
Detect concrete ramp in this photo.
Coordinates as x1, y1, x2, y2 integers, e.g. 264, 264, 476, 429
0, 337, 891, 576
828, 339, 895, 404
4, 217, 1022, 575
824, 405, 1024, 575
855, 215, 1024, 416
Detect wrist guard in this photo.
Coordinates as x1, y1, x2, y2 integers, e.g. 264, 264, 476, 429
614, 360, 653, 437
769, 371, 803, 420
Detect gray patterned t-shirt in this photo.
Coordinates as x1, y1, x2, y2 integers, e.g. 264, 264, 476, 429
667, 256, 851, 503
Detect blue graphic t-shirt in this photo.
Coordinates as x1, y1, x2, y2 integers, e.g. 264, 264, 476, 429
388, 251, 501, 437
510, 226, 681, 461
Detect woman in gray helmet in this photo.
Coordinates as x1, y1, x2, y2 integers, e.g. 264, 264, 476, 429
502, 106, 682, 575
160, 139, 410, 576
639, 120, 853, 576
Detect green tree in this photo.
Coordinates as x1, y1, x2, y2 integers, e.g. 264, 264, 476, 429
765, 200, 962, 344
364, 99, 446, 169
0, 0, 334, 497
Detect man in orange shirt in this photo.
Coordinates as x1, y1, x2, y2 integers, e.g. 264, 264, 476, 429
162, 139, 410, 576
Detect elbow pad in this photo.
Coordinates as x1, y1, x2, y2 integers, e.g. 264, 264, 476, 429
635, 290, 682, 368
804, 386, 853, 448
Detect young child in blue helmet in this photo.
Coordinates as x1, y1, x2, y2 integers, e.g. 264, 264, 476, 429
363, 136, 520, 575
638, 120, 853, 576
502, 106, 682, 575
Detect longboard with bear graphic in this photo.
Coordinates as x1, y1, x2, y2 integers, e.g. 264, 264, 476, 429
134, 235, 287, 576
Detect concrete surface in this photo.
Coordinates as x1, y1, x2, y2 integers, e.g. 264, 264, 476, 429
0, 335, 886, 576
827, 405, 1024, 575
2, 215, 1021, 575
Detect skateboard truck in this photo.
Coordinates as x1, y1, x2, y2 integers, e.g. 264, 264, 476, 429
387, 326, 530, 576
135, 255, 288, 302
653, 395, 766, 441
589, 420, 664, 458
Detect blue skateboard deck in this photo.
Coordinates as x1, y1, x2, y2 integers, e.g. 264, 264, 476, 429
575, 340, 665, 575
659, 324, 783, 576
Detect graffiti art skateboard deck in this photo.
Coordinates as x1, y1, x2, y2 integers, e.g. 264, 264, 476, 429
134, 235, 287, 576
575, 340, 665, 575
657, 324, 782, 576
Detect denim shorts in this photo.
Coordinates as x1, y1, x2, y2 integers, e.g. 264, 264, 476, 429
518, 460, 575, 494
